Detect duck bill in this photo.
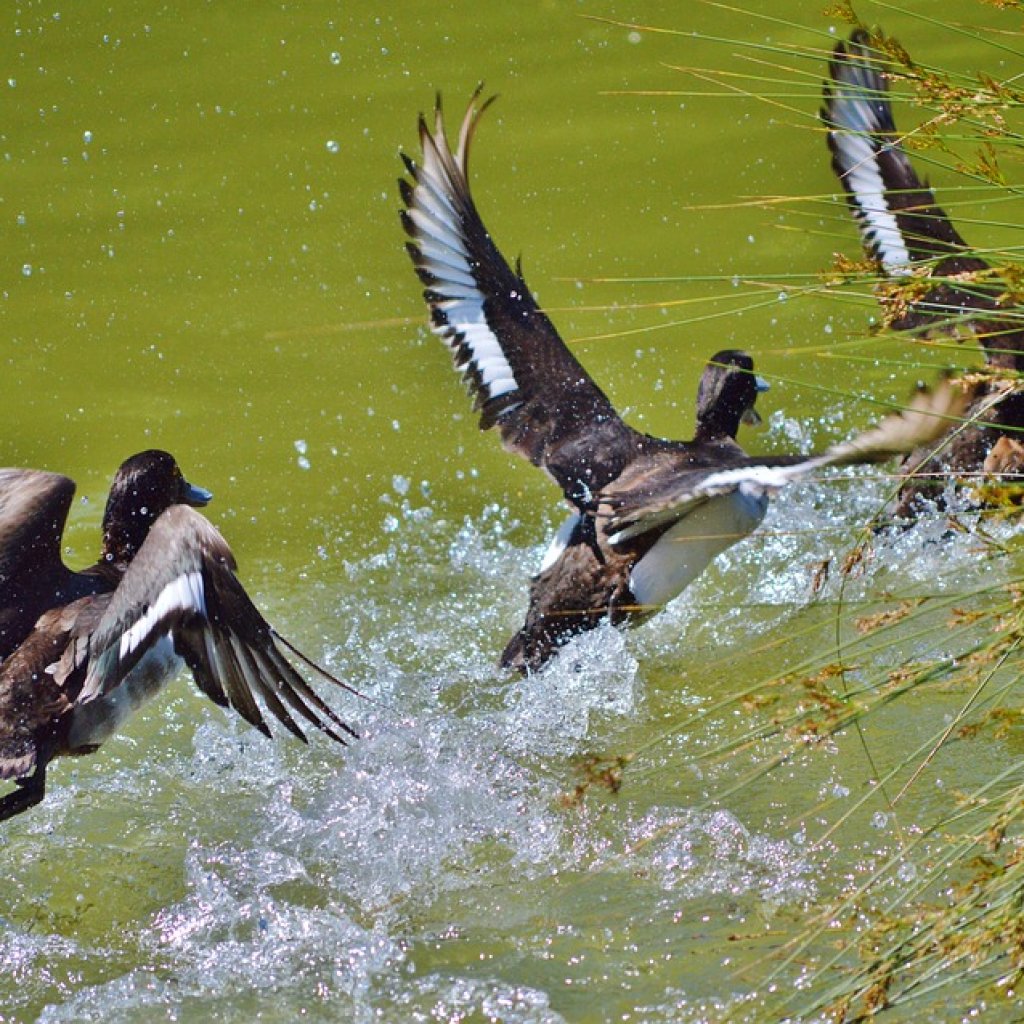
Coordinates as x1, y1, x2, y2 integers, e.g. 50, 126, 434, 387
183, 482, 214, 507
743, 375, 770, 426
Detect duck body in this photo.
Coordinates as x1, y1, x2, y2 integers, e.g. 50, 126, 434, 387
0, 451, 356, 823
505, 485, 767, 671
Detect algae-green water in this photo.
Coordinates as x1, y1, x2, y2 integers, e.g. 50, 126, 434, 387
3, 2, 1023, 1021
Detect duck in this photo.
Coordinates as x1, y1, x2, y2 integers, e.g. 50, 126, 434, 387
0, 450, 356, 823
400, 91, 967, 672
822, 28, 1024, 515
0, 453, 212, 660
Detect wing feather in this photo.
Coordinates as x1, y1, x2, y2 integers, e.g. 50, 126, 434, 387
401, 90, 642, 501
604, 377, 969, 542
77, 505, 356, 744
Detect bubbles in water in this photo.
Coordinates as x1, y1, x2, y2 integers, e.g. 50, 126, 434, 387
325, 139, 340, 154
329, 51, 341, 65
21, 264, 31, 277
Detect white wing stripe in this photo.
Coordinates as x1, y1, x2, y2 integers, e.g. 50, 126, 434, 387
412, 172, 460, 221
408, 114, 523, 407
428, 291, 520, 400
831, 130, 912, 274
118, 570, 206, 662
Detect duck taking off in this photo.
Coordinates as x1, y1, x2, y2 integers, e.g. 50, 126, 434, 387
0, 451, 357, 823
401, 91, 967, 671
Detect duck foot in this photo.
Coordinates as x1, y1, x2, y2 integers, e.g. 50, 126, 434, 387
0, 768, 46, 823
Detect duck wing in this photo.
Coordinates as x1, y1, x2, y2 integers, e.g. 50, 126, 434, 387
401, 91, 642, 504
604, 376, 969, 542
820, 30, 1024, 362
823, 30, 978, 272
72, 506, 357, 745
0, 469, 81, 657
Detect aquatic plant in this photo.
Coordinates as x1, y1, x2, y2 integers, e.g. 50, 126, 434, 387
586, 2, 1024, 1018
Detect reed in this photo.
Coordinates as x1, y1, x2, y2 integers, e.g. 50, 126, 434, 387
579, 3, 1024, 1018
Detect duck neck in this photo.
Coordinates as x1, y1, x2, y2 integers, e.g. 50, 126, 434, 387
100, 510, 156, 574
694, 404, 743, 444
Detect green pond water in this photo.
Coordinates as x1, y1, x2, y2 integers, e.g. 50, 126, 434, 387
3, 1, 1024, 1021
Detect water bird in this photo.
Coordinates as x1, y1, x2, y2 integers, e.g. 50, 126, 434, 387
401, 91, 967, 672
823, 29, 1024, 514
0, 450, 357, 823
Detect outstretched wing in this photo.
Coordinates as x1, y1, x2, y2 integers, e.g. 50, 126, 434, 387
822, 30, 1024, 363
0, 469, 79, 657
822, 29, 978, 271
0, 469, 75, 584
400, 90, 641, 503
75, 506, 357, 744
603, 376, 969, 542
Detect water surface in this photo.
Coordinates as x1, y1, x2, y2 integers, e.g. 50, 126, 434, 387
3, 2, 1023, 1020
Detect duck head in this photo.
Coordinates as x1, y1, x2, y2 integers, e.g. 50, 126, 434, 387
693, 349, 770, 442
101, 450, 212, 569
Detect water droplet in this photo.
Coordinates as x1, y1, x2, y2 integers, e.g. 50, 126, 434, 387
21, 263, 32, 277
83, 129, 93, 144
329, 51, 341, 65
325, 139, 340, 154
294, 439, 308, 455
777, 291, 788, 302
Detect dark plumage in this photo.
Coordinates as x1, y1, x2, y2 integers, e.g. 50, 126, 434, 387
0, 452, 211, 660
402, 92, 968, 671
823, 29, 1024, 514
0, 450, 356, 823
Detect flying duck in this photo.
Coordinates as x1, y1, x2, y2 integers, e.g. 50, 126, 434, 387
823, 29, 1024, 513
0, 450, 356, 823
401, 92, 967, 672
